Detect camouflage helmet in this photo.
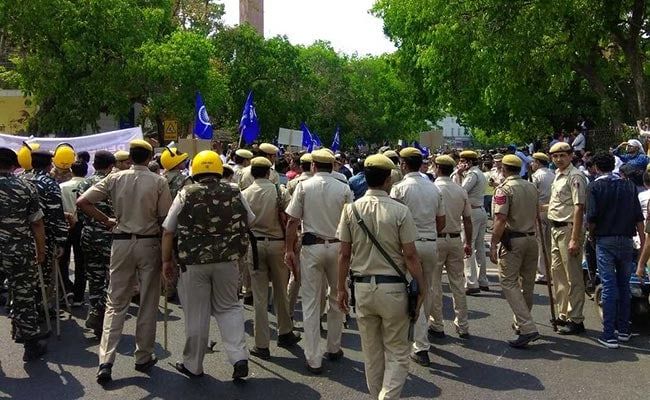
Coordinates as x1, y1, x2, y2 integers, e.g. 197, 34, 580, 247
160, 147, 188, 171
17, 141, 41, 170
53, 142, 75, 169
191, 150, 223, 176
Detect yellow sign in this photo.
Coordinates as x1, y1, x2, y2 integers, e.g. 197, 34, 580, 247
164, 120, 178, 142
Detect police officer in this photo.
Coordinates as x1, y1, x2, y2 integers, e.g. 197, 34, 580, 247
287, 153, 313, 196
0, 148, 48, 361
77, 139, 172, 384
546, 142, 588, 335
390, 147, 445, 367
429, 155, 472, 340
239, 143, 280, 190
161, 150, 252, 380
382, 149, 403, 186
112, 150, 131, 172
160, 147, 191, 200
76, 151, 116, 336
531, 152, 554, 283
454, 150, 489, 294
232, 148, 253, 184
337, 154, 424, 399
242, 157, 301, 359
489, 155, 541, 348
285, 148, 353, 374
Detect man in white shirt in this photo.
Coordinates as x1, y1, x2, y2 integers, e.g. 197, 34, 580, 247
571, 129, 586, 153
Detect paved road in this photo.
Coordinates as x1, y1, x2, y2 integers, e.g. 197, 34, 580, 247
1, 261, 649, 400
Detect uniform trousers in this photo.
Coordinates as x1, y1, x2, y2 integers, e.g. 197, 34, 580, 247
248, 240, 293, 349
429, 235, 469, 334
81, 228, 110, 315
238, 253, 252, 297
497, 236, 538, 334
300, 242, 344, 368
412, 240, 437, 353
98, 237, 161, 365
356, 279, 410, 400
2, 241, 40, 341
178, 260, 248, 375
550, 225, 585, 323
464, 207, 488, 288
536, 212, 551, 279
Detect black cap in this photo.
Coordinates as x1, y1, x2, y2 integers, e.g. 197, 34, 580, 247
0, 147, 19, 167
31, 149, 53, 160
94, 150, 116, 164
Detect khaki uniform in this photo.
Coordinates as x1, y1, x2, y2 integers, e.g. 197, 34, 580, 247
242, 179, 293, 349
532, 167, 554, 279
432, 177, 471, 334
232, 163, 246, 185
461, 166, 488, 289
285, 172, 353, 369
337, 189, 418, 400
238, 165, 279, 191
390, 172, 444, 353
493, 176, 539, 334
547, 164, 587, 324
390, 169, 403, 187
80, 165, 172, 366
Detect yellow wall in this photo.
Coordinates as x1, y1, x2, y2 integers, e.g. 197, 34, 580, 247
0, 90, 36, 134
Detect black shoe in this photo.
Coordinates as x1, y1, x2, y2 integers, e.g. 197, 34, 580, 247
479, 285, 490, 291
23, 340, 47, 362
535, 278, 548, 285
135, 356, 158, 372
97, 363, 113, 385
277, 331, 302, 348
427, 327, 446, 342
554, 319, 568, 327
465, 288, 481, 296
131, 294, 140, 305
344, 314, 351, 329
85, 311, 104, 330
170, 361, 204, 378
409, 350, 430, 367
511, 323, 521, 336
305, 363, 323, 375
458, 331, 471, 339
250, 347, 271, 360
243, 296, 253, 306
232, 360, 249, 380
507, 332, 541, 348
557, 321, 585, 336
323, 349, 344, 361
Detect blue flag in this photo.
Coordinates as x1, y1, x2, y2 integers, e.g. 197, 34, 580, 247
332, 126, 340, 152
239, 90, 260, 145
301, 122, 314, 152
273, 138, 283, 156
193, 92, 213, 140
312, 131, 322, 147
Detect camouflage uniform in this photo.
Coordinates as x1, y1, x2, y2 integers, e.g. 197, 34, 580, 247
27, 170, 68, 289
76, 172, 113, 322
0, 172, 43, 341
164, 170, 192, 200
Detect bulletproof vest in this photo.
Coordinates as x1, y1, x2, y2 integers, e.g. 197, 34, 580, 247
176, 181, 249, 265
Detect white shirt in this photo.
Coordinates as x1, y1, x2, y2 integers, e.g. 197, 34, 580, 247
572, 133, 586, 152
639, 189, 650, 219
59, 177, 86, 214
390, 172, 445, 239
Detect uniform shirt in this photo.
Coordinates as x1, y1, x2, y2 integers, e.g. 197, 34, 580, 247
285, 172, 353, 240
242, 179, 291, 239
435, 176, 472, 233
461, 166, 487, 207
493, 175, 538, 233
390, 172, 444, 239
348, 172, 368, 201
287, 172, 312, 195
0, 172, 44, 243
238, 165, 280, 190
164, 169, 192, 200
390, 169, 403, 187
331, 170, 349, 184
80, 165, 172, 235
233, 164, 246, 184
531, 167, 555, 205
76, 171, 114, 232
29, 170, 68, 246
337, 189, 418, 277
586, 174, 643, 237
59, 176, 85, 214
547, 164, 587, 223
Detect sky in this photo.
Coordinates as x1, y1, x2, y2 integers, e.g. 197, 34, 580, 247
220, 0, 396, 56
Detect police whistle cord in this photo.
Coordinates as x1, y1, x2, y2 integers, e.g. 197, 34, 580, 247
536, 214, 558, 332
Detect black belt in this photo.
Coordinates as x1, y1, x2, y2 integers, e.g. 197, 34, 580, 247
254, 237, 284, 241
112, 233, 159, 240
302, 232, 339, 245
508, 231, 536, 238
437, 233, 461, 238
354, 275, 404, 284
471, 205, 483, 209
418, 238, 436, 242
550, 220, 570, 228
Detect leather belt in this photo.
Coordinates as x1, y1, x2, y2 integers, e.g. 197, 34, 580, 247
418, 238, 436, 242
354, 275, 403, 284
437, 233, 461, 238
550, 220, 570, 228
254, 237, 284, 241
112, 233, 159, 240
471, 205, 484, 209
508, 231, 536, 238
302, 232, 339, 246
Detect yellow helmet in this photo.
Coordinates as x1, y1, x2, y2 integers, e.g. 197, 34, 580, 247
53, 143, 75, 169
191, 150, 223, 176
160, 147, 189, 171
17, 142, 41, 170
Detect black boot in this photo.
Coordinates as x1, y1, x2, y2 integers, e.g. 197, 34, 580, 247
23, 339, 47, 362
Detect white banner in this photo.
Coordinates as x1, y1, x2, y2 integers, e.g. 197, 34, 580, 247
0, 127, 143, 157
277, 127, 303, 147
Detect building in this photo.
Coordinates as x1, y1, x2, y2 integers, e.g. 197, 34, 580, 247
435, 116, 473, 148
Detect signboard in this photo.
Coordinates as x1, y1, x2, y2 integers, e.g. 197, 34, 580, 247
420, 130, 445, 149
177, 138, 212, 159
277, 127, 303, 147
164, 120, 178, 142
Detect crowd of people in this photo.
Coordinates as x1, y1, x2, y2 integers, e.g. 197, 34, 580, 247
0, 128, 648, 399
